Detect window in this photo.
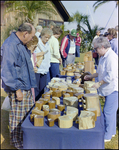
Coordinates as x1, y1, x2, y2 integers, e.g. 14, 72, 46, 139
38, 18, 63, 27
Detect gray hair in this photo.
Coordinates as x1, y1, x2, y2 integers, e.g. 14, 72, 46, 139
115, 25, 118, 32
36, 25, 42, 32
92, 36, 111, 49
48, 21, 56, 28
40, 28, 53, 37
18, 23, 33, 33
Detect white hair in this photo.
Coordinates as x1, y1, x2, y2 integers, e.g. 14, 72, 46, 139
36, 25, 42, 32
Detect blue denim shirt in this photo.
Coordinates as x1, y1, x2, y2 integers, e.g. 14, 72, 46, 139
1, 32, 37, 92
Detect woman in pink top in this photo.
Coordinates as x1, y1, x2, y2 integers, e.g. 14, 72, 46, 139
75, 33, 81, 57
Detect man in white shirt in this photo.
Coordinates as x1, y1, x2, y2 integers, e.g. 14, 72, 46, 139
60, 29, 77, 67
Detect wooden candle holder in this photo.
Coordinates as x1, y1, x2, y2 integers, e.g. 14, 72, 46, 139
47, 118, 54, 127
35, 100, 44, 110
47, 111, 60, 122
74, 92, 84, 99
52, 90, 62, 97
39, 98, 49, 105
48, 101, 56, 109
34, 115, 44, 126
30, 114, 36, 122
78, 110, 95, 130
32, 107, 44, 116
52, 97, 60, 105
66, 90, 74, 96
57, 104, 65, 111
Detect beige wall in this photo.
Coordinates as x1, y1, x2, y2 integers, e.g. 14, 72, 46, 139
1, 1, 64, 28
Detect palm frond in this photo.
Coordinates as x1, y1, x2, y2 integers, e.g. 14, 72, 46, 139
93, 1, 116, 12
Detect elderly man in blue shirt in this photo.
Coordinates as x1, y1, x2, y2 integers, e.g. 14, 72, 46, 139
1, 23, 37, 149
84, 36, 118, 142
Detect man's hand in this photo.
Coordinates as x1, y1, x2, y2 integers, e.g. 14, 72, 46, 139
16, 89, 23, 101
59, 58, 62, 65
91, 82, 100, 89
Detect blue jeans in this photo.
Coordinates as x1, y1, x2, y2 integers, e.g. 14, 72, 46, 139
75, 45, 80, 57
49, 63, 60, 79
103, 91, 118, 139
34, 73, 47, 101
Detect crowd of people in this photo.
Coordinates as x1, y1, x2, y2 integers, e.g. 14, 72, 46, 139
93, 26, 118, 65
1, 21, 118, 149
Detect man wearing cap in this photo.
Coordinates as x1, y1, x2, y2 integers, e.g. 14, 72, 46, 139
60, 29, 77, 67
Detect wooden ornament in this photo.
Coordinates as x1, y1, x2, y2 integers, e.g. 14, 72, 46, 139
35, 101, 44, 110
39, 98, 49, 105
47, 118, 54, 127
66, 90, 74, 96
45, 90, 53, 96
86, 108, 97, 121
51, 86, 59, 91
32, 107, 44, 117
43, 109, 49, 116
74, 73, 81, 79
84, 81, 95, 90
47, 111, 60, 122
66, 72, 74, 76
42, 95, 50, 101
60, 70, 66, 75
84, 61, 94, 74
50, 108, 60, 113
34, 115, 44, 126
52, 90, 62, 97
63, 93, 70, 98
66, 106, 78, 121
72, 87, 84, 94
57, 104, 65, 111
78, 110, 95, 130
52, 97, 60, 105
48, 101, 56, 109
58, 87, 67, 93
83, 93, 101, 116
42, 105, 49, 111
85, 87, 97, 94
63, 96, 78, 108
74, 92, 84, 99
58, 115, 73, 128
30, 114, 36, 122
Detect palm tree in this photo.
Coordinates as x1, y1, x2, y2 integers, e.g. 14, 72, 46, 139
68, 11, 89, 31
93, 1, 118, 12
68, 11, 104, 51
4, 1, 57, 24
